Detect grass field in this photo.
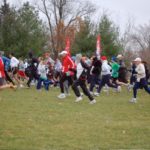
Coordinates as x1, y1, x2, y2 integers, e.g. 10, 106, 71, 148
0, 87, 150, 150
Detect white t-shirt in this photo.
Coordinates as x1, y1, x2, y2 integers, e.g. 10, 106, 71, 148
136, 63, 146, 82
38, 63, 47, 79
76, 62, 84, 79
101, 60, 111, 76
54, 60, 62, 72
10, 57, 19, 68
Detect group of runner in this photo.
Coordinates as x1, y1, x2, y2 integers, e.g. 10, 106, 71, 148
0, 50, 150, 104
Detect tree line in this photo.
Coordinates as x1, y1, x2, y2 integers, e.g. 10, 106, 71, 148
0, 0, 150, 63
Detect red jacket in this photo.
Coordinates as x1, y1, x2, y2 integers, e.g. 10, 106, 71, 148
0, 57, 5, 78
62, 55, 76, 75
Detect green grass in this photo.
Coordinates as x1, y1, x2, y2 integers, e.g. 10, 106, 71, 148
0, 87, 150, 150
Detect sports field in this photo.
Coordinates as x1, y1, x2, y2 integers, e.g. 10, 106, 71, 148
0, 88, 150, 150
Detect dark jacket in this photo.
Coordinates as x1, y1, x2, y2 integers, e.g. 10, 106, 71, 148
91, 57, 102, 76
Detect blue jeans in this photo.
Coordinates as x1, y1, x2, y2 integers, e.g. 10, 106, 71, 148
37, 78, 53, 91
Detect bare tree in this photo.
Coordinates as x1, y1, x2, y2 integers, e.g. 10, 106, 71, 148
121, 17, 136, 52
35, 0, 96, 56
122, 19, 150, 50
131, 23, 150, 51
122, 20, 150, 66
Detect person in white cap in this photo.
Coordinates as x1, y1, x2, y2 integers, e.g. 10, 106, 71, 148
130, 57, 150, 103
57, 51, 76, 99
117, 54, 125, 67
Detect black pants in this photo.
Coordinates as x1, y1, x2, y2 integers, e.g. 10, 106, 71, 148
72, 79, 94, 101
5, 70, 15, 85
98, 74, 118, 93
133, 78, 150, 98
89, 74, 100, 92
60, 74, 73, 93
130, 75, 136, 85
27, 70, 39, 87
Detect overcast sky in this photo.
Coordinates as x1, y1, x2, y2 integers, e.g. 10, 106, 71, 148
4, 0, 150, 31
93, 0, 150, 28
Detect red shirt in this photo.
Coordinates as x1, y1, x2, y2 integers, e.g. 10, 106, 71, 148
62, 55, 76, 75
0, 57, 5, 78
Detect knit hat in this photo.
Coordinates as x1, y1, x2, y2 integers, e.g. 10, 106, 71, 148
111, 56, 117, 62
101, 56, 107, 61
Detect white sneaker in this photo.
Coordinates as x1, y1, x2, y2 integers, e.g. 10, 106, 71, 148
94, 92, 99, 97
75, 96, 83, 102
117, 86, 122, 92
81, 92, 84, 97
129, 98, 137, 103
103, 85, 109, 92
89, 99, 96, 104
90, 91, 94, 95
57, 93, 66, 99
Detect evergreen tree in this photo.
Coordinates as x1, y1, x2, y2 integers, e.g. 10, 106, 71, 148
98, 14, 123, 58
0, 0, 17, 54
0, 1, 47, 57
16, 2, 47, 56
72, 18, 96, 56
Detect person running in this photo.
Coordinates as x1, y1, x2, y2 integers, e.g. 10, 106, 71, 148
117, 54, 128, 85
54, 58, 62, 87
44, 52, 55, 67
95, 56, 118, 96
0, 52, 16, 90
89, 56, 102, 95
37, 57, 53, 91
9, 53, 20, 86
18, 58, 28, 87
111, 56, 127, 91
129, 58, 150, 103
26, 52, 39, 87
57, 51, 76, 99
128, 61, 137, 91
111, 56, 121, 89
142, 61, 150, 83
1, 52, 15, 85
72, 54, 96, 104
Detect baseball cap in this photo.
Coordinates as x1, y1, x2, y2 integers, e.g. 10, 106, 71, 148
134, 57, 142, 62
117, 54, 123, 59
59, 50, 68, 56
